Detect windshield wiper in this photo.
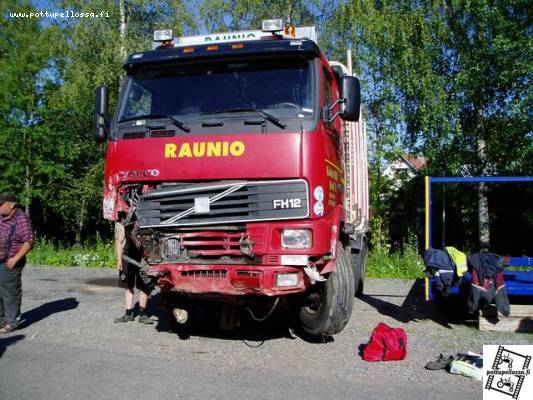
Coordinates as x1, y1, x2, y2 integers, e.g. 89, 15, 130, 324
119, 114, 190, 133
201, 108, 286, 129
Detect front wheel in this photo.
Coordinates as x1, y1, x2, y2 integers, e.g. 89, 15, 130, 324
298, 243, 355, 336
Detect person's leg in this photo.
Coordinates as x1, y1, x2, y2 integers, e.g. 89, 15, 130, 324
0, 297, 6, 328
11, 267, 22, 327
125, 287, 134, 310
114, 262, 136, 323
139, 290, 148, 310
114, 288, 135, 323
0, 262, 22, 332
136, 270, 153, 324
0, 277, 6, 328
137, 290, 153, 324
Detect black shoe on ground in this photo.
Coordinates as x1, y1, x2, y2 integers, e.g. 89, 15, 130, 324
138, 314, 154, 324
114, 313, 135, 323
425, 354, 454, 370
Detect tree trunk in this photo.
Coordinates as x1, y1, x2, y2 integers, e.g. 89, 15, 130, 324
375, 124, 383, 213
76, 198, 86, 245
24, 164, 31, 217
476, 106, 490, 251
119, 0, 126, 60
23, 129, 31, 217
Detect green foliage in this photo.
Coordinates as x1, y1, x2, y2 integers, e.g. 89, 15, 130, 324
27, 239, 115, 268
367, 232, 424, 279
0, 0, 191, 244
198, 0, 316, 32
327, 0, 532, 252
2, 1, 531, 269
0, 1, 63, 214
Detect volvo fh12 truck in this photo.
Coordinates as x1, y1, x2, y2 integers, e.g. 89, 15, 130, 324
94, 19, 369, 336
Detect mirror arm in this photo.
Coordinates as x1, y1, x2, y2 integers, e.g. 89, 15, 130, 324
327, 98, 346, 123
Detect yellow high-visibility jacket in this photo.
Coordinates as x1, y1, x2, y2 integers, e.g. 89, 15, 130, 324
445, 246, 468, 277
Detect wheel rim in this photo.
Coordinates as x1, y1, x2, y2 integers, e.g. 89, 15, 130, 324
304, 291, 323, 314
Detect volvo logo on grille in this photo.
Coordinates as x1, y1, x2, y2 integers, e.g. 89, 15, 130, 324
194, 197, 210, 213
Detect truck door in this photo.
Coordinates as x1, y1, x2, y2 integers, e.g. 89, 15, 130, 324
322, 66, 343, 209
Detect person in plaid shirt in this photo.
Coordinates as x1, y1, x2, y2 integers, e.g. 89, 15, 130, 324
0, 192, 34, 333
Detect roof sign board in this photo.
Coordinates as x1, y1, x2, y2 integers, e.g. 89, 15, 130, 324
152, 27, 317, 50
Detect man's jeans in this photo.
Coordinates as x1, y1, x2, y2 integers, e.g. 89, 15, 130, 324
0, 262, 22, 327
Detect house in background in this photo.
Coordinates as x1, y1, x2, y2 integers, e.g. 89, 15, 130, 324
383, 155, 427, 187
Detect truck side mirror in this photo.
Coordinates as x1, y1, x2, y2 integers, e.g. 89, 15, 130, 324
94, 85, 109, 143
340, 76, 361, 122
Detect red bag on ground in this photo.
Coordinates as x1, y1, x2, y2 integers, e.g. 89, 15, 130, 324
362, 323, 407, 362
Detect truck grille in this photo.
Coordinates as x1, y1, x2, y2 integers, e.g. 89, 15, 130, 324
161, 231, 249, 261
137, 179, 309, 228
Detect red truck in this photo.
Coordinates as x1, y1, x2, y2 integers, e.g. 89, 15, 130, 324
94, 19, 369, 336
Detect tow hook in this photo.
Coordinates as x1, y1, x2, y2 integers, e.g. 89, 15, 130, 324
172, 308, 189, 324
239, 234, 255, 257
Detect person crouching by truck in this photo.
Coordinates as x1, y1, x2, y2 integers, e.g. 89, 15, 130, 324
114, 220, 153, 324
0, 192, 34, 334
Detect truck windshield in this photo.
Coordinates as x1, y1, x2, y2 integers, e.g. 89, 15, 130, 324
118, 57, 315, 123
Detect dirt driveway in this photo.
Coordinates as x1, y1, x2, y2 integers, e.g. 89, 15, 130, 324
0, 266, 530, 400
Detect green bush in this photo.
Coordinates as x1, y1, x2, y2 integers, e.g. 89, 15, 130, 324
366, 230, 424, 279
27, 239, 115, 268
28, 233, 425, 279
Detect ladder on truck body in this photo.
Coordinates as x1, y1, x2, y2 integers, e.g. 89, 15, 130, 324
330, 52, 369, 234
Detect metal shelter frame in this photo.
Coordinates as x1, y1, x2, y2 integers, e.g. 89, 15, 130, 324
424, 176, 533, 301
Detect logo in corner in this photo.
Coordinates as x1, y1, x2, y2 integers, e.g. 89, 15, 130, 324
484, 345, 532, 399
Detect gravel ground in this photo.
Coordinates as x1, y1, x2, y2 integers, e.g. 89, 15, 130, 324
0, 266, 531, 400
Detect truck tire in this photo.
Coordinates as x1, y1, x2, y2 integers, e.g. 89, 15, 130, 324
351, 241, 367, 297
299, 243, 355, 336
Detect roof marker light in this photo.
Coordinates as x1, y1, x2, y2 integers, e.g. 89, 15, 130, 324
207, 45, 219, 51
284, 25, 296, 37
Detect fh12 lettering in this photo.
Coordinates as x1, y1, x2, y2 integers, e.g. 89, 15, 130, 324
273, 198, 302, 210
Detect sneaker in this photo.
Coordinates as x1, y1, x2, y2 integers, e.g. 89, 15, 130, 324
425, 354, 454, 370
0, 324, 17, 334
138, 314, 153, 324
114, 313, 135, 323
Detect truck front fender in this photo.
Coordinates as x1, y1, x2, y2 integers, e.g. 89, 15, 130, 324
319, 205, 344, 275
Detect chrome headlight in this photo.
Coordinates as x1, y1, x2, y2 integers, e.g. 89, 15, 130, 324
281, 229, 312, 249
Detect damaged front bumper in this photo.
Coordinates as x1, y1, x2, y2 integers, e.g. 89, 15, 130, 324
150, 263, 308, 296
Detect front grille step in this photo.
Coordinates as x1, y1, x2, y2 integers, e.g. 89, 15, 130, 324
181, 270, 227, 278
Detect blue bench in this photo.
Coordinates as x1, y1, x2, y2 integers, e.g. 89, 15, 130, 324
428, 257, 533, 301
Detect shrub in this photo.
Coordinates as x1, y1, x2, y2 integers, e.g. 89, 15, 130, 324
366, 229, 424, 279
28, 239, 115, 268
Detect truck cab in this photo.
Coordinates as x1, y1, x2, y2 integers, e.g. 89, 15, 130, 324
95, 20, 368, 336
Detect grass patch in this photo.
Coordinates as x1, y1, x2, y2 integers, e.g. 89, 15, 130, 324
366, 247, 424, 279
27, 239, 425, 279
27, 239, 115, 268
